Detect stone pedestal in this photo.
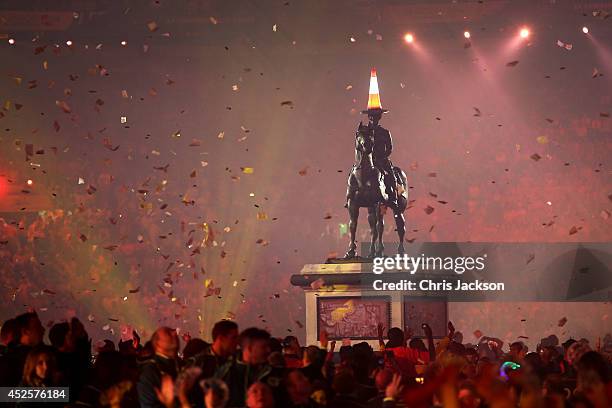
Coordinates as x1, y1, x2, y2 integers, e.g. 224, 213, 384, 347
290, 262, 448, 349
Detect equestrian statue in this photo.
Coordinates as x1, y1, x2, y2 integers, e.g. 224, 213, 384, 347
344, 69, 408, 259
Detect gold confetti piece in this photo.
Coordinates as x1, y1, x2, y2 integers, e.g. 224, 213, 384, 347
345, 84, 352, 90
209, 16, 218, 25
233, 280, 238, 287
204, 279, 213, 288
224, 227, 231, 232
272, 24, 277, 32
241, 167, 254, 174
217, 131, 224, 139
43, 60, 48, 70
147, 21, 158, 32
257, 211, 268, 220
232, 84, 239, 91
536, 136, 549, 144
121, 90, 129, 98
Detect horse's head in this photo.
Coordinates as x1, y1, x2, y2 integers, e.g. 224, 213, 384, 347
356, 122, 374, 154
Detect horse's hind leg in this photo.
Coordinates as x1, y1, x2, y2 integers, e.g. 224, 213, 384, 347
395, 210, 406, 254
344, 201, 359, 258
376, 204, 385, 257
367, 206, 377, 258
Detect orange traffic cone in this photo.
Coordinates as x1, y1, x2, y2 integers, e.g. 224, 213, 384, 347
362, 68, 389, 114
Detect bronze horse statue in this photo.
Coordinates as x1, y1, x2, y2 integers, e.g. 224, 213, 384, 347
345, 123, 408, 258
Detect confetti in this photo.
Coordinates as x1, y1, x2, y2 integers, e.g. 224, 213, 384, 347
506, 60, 519, 67
556, 40, 572, 50
558, 317, 568, 327
55, 100, 71, 114
147, 21, 159, 32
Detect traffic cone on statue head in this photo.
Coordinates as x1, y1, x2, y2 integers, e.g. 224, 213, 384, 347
362, 68, 389, 115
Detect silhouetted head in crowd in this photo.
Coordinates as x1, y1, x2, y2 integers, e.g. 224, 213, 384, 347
464, 347, 478, 364
409, 337, 427, 352
332, 369, 356, 395
269, 337, 282, 354
457, 381, 481, 408
282, 335, 300, 355
386, 327, 405, 348
448, 341, 467, 357
22, 345, 57, 386
91, 351, 124, 388
211, 320, 239, 358
286, 369, 312, 405
183, 338, 209, 360
15, 312, 45, 347
303, 345, 321, 367
509, 341, 526, 362
239, 327, 271, 365
201, 378, 230, 408
0, 318, 18, 346
246, 381, 274, 408
575, 351, 610, 408
151, 327, 179, 359
49, 322, 74, 352
338, 345, 353, 364
268, 351, 285, 368
96, 339, 116, 354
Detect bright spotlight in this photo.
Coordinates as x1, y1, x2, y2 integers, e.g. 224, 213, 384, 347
519, 28, 529, 39
66, 40, 73, 46
8, 38, 15, 45
404, 33, 414, 44
464, 31, 471, 39
26, 179, 33, 186
121, 40, 127, 46
582, 26, 589, 34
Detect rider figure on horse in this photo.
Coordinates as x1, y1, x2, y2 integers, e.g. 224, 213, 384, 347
361, 109, 398, 209
348, 68, 398, 210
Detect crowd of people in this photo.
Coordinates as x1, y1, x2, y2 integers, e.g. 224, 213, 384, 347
0, 311, 611, 408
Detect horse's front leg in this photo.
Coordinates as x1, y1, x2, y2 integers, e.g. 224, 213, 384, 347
376, 204, 385, 257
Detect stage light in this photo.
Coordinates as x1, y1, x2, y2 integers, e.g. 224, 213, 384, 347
8, 38, 15, 45
26, 179, 33, 186
582, 26, 589, 34
519, 28, 529, 39
464, 31, 471, 39
121, 40, 127, 46
66, 40, 73, 46
404, 33, 414, 44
